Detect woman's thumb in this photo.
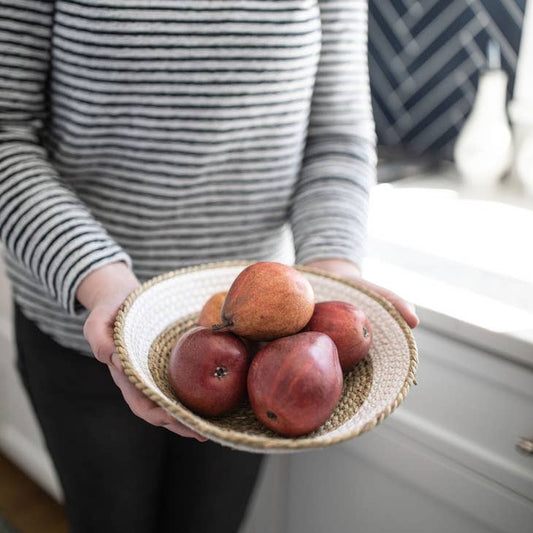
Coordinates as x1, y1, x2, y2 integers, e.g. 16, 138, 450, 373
83, 305, 119, 365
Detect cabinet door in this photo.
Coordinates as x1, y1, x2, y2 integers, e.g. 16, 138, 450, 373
0, 257, 62, 501
286, 423, 533, 533
403, 328, 533, 500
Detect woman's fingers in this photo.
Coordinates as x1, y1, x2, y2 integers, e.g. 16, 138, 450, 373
303, 259, 419, 329
162, 421, 209, 440
79, 267, 206, 440
360, 280, 420, 329
83, 304, 118, 365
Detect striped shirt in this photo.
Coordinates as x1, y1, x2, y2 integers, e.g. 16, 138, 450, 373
0, 0, 376, 354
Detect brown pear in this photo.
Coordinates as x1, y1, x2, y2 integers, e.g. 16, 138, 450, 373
197, 291, 227, 327
304, 301, 372, 371
214, 262, 315, 341
197, 291, 264, 356
247, 331, 343, 436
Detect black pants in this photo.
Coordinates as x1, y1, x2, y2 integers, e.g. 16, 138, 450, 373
14, 306, 263, 533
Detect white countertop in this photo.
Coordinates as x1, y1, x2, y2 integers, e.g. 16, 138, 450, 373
363, 166, 533, 369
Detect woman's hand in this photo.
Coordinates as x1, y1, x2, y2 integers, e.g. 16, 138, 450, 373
303, 258, 419, 329
78, 262, 207, 441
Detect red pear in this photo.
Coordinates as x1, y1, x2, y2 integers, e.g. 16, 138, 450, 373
168, 326, 249, 417
247, 331, 343, 436
197, 291, 227, 327
214, 262, 315, 341
304, 301, 372, 371
246, 340, 269, 358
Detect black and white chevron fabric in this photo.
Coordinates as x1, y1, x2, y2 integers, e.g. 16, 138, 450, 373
369, 0, 527, 157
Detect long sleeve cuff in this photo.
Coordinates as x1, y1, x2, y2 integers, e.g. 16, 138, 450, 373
0, 141, 132, 315
291, 137, 376, 267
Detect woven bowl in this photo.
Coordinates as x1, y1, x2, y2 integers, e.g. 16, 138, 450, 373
114, 261, 418, 453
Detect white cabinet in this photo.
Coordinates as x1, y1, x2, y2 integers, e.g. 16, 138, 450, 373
282, 326, 533, 533
0, 257, 63, 501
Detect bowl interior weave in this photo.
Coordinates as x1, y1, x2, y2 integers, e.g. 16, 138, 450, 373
148, 314, 374, 439
115, 263, 417, 452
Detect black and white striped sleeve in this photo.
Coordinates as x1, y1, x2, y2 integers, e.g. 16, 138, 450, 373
0, 0, 131, 314
290, 0, 377, 267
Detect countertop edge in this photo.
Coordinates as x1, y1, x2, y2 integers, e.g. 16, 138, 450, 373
416, 306, 533, 370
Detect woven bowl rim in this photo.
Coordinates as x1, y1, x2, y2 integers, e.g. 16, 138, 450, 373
113, 260, 418, 451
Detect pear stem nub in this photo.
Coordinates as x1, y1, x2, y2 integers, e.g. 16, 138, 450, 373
211, 320, 233, 331
213, 366, 228, 379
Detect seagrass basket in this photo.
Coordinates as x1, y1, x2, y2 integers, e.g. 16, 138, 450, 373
113, 261, 418, 453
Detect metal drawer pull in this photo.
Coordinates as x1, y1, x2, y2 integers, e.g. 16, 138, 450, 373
516, 436, 533, 455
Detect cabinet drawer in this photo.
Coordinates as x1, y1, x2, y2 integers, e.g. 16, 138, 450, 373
293, 426, 533, 533
394, 327, 533, 500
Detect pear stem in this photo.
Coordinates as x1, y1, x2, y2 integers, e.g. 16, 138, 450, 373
212, 320, 233, 331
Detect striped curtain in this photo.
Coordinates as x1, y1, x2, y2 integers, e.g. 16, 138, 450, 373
368, 0, 527, 157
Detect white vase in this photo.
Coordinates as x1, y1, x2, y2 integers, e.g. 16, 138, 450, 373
509, 0, 533, 195
453, 69, 513, 188
514, 129, 533, 195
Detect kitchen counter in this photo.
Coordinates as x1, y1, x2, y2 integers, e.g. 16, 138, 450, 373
363, 165, 533, 369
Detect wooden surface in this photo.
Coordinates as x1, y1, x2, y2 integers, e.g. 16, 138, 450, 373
0, 454, 67, 533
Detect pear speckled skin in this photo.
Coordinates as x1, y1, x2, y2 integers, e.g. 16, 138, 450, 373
197, 291, 227, 327
247, 331, 343, 436
218, 262, 315, 341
